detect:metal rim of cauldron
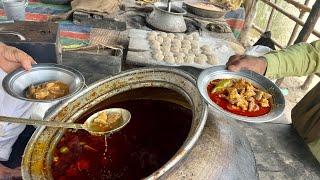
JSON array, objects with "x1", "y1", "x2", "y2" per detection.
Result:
[{"x1": 22, "y1": 67, "x2": 208, "y2": 179}]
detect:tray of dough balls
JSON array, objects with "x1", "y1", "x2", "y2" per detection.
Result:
[{"x1": 127, "y1": 29, "x2": 236, "y2": 69}]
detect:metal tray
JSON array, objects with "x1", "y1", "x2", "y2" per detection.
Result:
[
  {"x1": 184, "y1": 2, "x2": 228, "y2": 19},
  {"x1": 197, "y1": 65, "x2": 285, "y2": 123}
]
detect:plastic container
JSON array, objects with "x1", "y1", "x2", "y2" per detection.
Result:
[{"x1": 2, "y1": 0, "x2": 28, "y2": 21}]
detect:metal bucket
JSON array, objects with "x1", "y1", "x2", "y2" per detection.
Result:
[{"x1": 22, "y1": 67, "x2": 208, "y2": 179}]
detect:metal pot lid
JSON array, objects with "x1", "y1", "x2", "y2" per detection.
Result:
[
  {"x1": 2, "y1": 63, "x2": 85, "y2": 103},
  {"x1": 197, "y1": 65, "x2": 285, "y2": 123}
]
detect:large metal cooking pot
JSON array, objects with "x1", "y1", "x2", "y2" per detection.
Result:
[{"x1": 22, "y1": 67, "x2": 208, "y2": 179}]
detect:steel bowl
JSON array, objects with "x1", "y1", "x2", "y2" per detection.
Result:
[
  {"x1": 2, "y1": 63, "x2": 85, "y2": 103},
  {"x1": 197, "y1": 65, "x2": 285, "y2": 123},
  {"x1": 184, "y1": 1, "x2": 228, "y2": 19},
  {"x1": 2, "y1": 64, "x2": 85, "y2": 120}
]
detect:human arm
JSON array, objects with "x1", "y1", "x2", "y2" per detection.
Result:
[
  {"x1": 227, "y1": 40, "x2": 320, "y2": 78},
  {"x1": 0, "y1": 163, "x2": 21, "y2": 179},
  {"x1": 0, "y1": 43, "x2": 35, "y2": 179},
  {"x1": 0, "y1": 43, "x2": 36, "y2": 73}
]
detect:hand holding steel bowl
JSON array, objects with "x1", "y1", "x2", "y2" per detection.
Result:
[
  {"x1": 197, "y1": 65, "x2": 285, "y2": 123},
  {"x1": 2, "y1": 63, "x2": 85, "y2": 119},
  {"x1": 2, "y1": 63, "x2": 85, "y2": 102}
]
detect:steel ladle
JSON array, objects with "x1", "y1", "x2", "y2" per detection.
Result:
[{"x1": 0, "y1": 108, "x2": 131, "y2": 136}]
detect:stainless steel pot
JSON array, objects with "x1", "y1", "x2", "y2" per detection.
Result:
[
  {"x1": 22, "y1": 67, "x2": 208, "y2": 179},
  {"x1": 146, "y1": 2, "x2": 187, "y2": 33}
]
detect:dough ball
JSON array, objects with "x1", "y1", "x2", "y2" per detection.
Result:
[
  {"x1": 192, "y1": 33, "x2": 199, "y2": 41},
  {"x1": 149, "y1": 40, "x2": 160, "y2": 46},
  {"x1": 149, "y1": 31, "x2": 158, "y2": 37},
  {"x1": 185, "y1": 34, "x2": 193, "y2": 41},
  {"x1": 162, "y1": 41, "x2": 171, "y2": 47},
  {"x1": 159, "y1": 32, "x2": 167, "y2": 38},
  {"x1": 201, "y1": 45, "x2": 211, "y2": 52},
  {"x1": 180, "y1": 48, "x2": 189, "y2": 54},
  {"x1": 175, "y1": 56, "x2": 185, "y2": 64},
  {"x1": 151, "y1": 43, "x2": 161, "y2": 50},
  {"x1": 191, "y1": 40, "x2": 199, "y2": 49},
  {"x1": 163, "y1": 52, "x2": 174, "y2": 57},
  {"x1": 181, "y1": 39, "x2": 191, "y2": 46},
  {"x1": 171, "y1": 46, "x2": 180, "y2": 53},
  {"x1": 164, "y1": 54, "x2": 175, "y2": 64},
  {"x1": 172, "y1": 39, "x2": 181, "y2": 44},
  {"x1": 163, "y1": 37, "x2": 172, "y2": 43},
  {"x1": 174, "y1": 52, "x2": 185, "y2": 58},
  {"x1": 153, "y1": 52, "x2": 164, "y2": 61},
  {"x1": 207, "y1": 54, "x2": 218, "y2": 65},
  {"x1": 175, "y1": 34, "x2": 184, "y2": 41},
  {"x1": 152, "y1": 50, "x2": 162, "y2": 55},
  {"x1": 181, "y1": 43, "x2": 192, "y2": 50},
  {"x1": 161, "y1": 45, "x2": 171, "y2": 52},
  {"x1": 191, "y1": 48, "x2": 200, "y2": 54},
  {"x1": 171, "y1": 43, "x2": 181, "y2": 49},
  {"x1": 147, "y1": 34, "x2": 156, "y2": 41},
  {"x1": 167, "y1": 33, "x2": 175, "y2": 39},
  {"x1": 149, "y1": 39, "x2": 158, "y2": 44},
  {"x1": 156, "y1": 36, "x2": 164, "y2": 44},
  {"x1": 202, "y1": 50, "x2": 213, "y2": 56},
  {"x1": 184, "y1": 54, "x2": 195, "y2": 64},
  {"x1": 195, "y1": 54, "x2": 208, "y2": 65}
]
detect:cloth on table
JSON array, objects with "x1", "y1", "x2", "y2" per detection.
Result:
[
  {"x1": 68, "y1": 0, "x2": 121, "y2": 17},
  {"x1": 0, "y1": 69, "x2": 33, "y2": 162},
  {"x1": 0, "y1": 0, "x2": 90, "y2": 49},
  {"x1": 224, "y1": 8, "x2": 245, "y2": 39}
]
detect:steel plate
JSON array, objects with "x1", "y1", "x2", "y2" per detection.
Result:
[
  {"x1": 197, "y1": 65, "x2": 285, "y2": 123},
  {"x1": 184, "y1": 2, "x2": 228, "y2": 19},
  {"x1": 2, "y1": 63, "x2": 85, "y2": 103}
]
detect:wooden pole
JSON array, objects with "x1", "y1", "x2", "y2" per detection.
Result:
[
  {"x1": 283, "y1": 0, "x2": 311, "y2": 12},
  {"x1": 260, "y1": 0, "x2": 320, "y2": 38},
  {"x1": 239, "y1": 0, "x2": 258, "y2": 46},
  {"x1": 294, "y1": 0, "x2": 320, "y2": 43},
  {"x1": 278, "y1": 0, "x2": 310, "y2": 87},
  {"x1": 252, "y1": 24, "x2": 284, "y2": 48},
  {"x1": 287, "y1": 0, "x2": 310, "y2": 46},
  {"x1": 266, "y1": 0, "x2": 277, "y2": 31},
  {"x1": 296, "y1": 0, "x2": 320, "y2": 90}
]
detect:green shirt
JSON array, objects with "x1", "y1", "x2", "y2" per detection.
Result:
[
  {"x1": 264, "y1": 40, "x2": 320, "y2": 79},
  {"x1": 265, "y1": 40, "x2": 320, "y2": 162}
]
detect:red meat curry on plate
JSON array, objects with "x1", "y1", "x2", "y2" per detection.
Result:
[{"x1": 207, "y1": 79, "x2": 272, "y2": 117}]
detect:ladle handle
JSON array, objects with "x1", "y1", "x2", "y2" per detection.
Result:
[
  {"x1": 167, "y1": 0, "x2": 171, "y2": 12},
  {"x1": 0, "y1": 116, "x2": 83, "y2": 129}
]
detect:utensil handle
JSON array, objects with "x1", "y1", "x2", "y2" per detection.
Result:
[
  {"x1": 0, "y1": 31, "x2": 26, "y2": 41},
  {"x1": 0, "y1": 116, "x2": 83, "y2": 129}
]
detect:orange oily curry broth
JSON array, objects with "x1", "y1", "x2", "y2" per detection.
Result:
[
  {"x1": 26, "y1": 81, "x2": 69, "y2": 100},
  {"x1": 207, "y1": 79, "x2": 272, "y2": 117}
]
